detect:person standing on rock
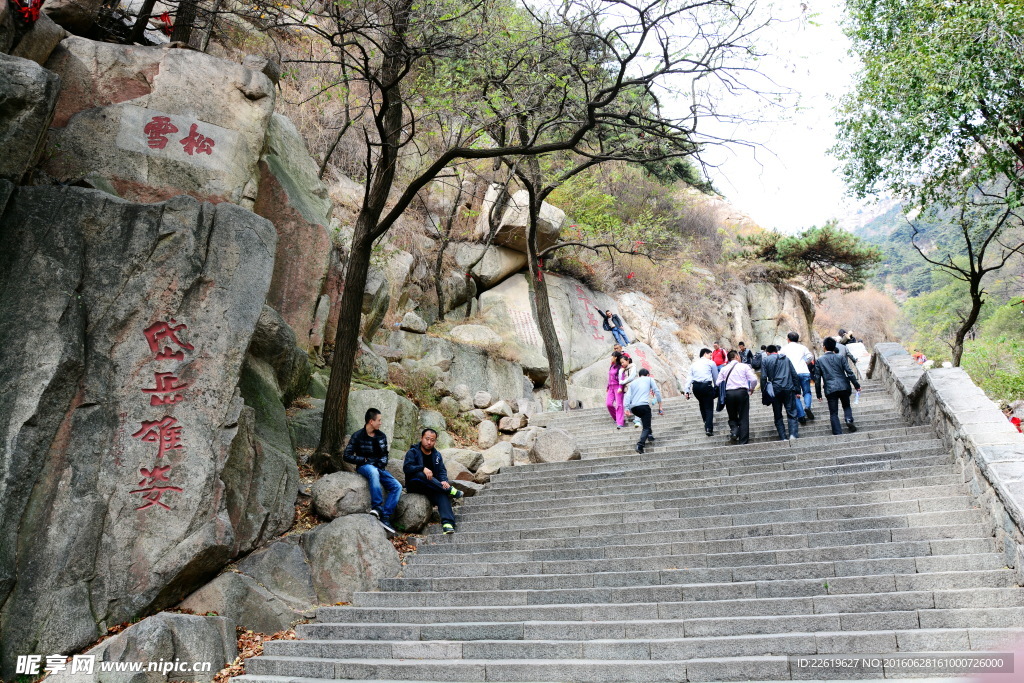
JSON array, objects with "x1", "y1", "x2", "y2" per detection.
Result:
[
  {"x1": 711, "y1": 342, "x2": 727, "y2": 367},
  {"x1": 716, "y1": 350, "x2": 758, "y2": 444},
  {"x1": 685, "y1": 348, "x2": 720, "y2": 436},
  {"x1": 344, "y1": 408, "x2": 401, "y2": 534},
  {"x1": 598, "y1": 308, "x2": 631, "y2": 346},
  {"x1": 624, "y1": 368, "x2": 663, "y2": 454},
  {"x1": 762, "y1": 345, "x2": 802, "y2": 441},
  {"x1": 606, "y1": 350, "x2": 626, "y2": 429},
  {"x1": 404, "y1": 429, "x2": 464, "y2": 535},
  {"x1": 814, "y1": 337, "x2": 862, "y2": 435}
]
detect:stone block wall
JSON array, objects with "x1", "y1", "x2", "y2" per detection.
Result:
[{"x1": 869, "y1": 342, "x2": 1024, "y2": 582}]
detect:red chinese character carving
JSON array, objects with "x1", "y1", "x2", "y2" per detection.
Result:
[
  {"x1": 142, "y1": 372, "x2": 189, "y2": 406},
  {"x1": 179, "y1": 124, "x2": 215, "y2": 156},
  {"x1": 143, "y1": 116, "x2": 179, "y2": 150},
  {"x1": 143, "y1": 318, "x2": 194, "y2": 361},
  {"x1": 131, "y1": 465, "x2": 183, "y2": 511},
  {"x1": 131, "y1": 416, "x2": 184, "y2": 459}
]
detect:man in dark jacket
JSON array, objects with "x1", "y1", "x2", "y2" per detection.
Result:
[
  {"x1": 404, "y1": 429, "x2": 464, "y2": 534},
  {"x1": 737, "y1": 341, "x2": 754, "y2": 365},
  {"x1": 762, "y1": 345, "x2": 802, "y2": 441},
  {"x1": 344, "y1": 407, "x2": 401, "y2": 534},
  {"x1": 597, "y1": 307, "x2": 630, "y2": 346},
  {"x1": 814, "y1": 337, "x2": 862, "y2": 435}
]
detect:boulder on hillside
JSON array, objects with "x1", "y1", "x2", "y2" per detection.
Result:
[
  {"x1": 394, "y1": 493, "x2": 433, "y2": 533},
  {"x1": 311, "y1": 471, "x2": 371, "y2": 520},
  {"x1": 473, "y1": 391, "x2": 493, "y2": 409},
  {"x1": 473, "y1": 189, "x2": 566, "y2": 254},
  {"x1": 0, "y1": 54, "x2": 60, "y2": 184},
  {"x1": 401, "y1": 311, "x2": 428, "y2": 333},
  {"x1": 10, "y1": 13, "x2": 66, "y2": 66},
  {"x1": 288, "y1": 399, "x2": 324, "y2": 450},
  {"x1": 464, "y1": 408, "x2": 488, "y2": 424},
  {"x1": 451, "y1": 480, "x2": 484, "y2": 497},
  {"x1": 486, "y1": 400, "x2": 514, "y2": 418},
  {"x1": 256, "y1": 114, "x2": 333, "y2": 350},
  {"x1": 444, "y1": 448, "x2": 484, "y2": 472},
  {"x1": 616, "y1": 291, "x2": 693, "y2": 392},
  {"x1": 179, "y1": 572, "x2": 304, "y2": 636},
  {"x1": 234, "y1": 535, "x2": 317, "y2": 610},
  {"x1": 249, "y1": 305, "x2": 312, "y2": 403},
  {"x1": 451, "y1": 324, "x2": 502, "y2": 346},
  {"x1": 419, "y1": 409, "x2": 447, "y2": 434},
  {"x1": 46, "y1": 613, "x2": 236, "y2": 683},
  {"x1": 453, "y1": 241, "x2": 527, "y2": 290},
  {"x1": 43, "y1": 38, "x2": 275, "y2": 206},
  {"x1": 530, "y1": 428, "x2": 580, "y2": 463},
  {"x1": 499, "y1": 413, "x2": 528, "y2": 433},
  {"x1": 475, "y1": 442, "x2": 514, "y2": 483},
  {"x1": 355, "y1": 341, "x2": 389, "y2": 383},
  {"x1": 0, "y1": 187, "x2": 276, "y2": 674},
  {"x1": 477, "y1": 420, "x2": 499, "y2": 449},
  {"x1": 300, "y1": 515, "x2": 400, "y2": 604},
  {"x1": 222, "y1": 404, "x2": 299, "y2": 557},
  {"x1": 479, "y1": 273, "x2": 627, "y2": 384},
  {"x1": 569, "y1": 341, "x2": 680, "y2": 410},
  {"x1": 42, "y1": 0, "x2": 102, "y2": 34},
  {"x1": 510, "y1": 426, "x2": 541, "y2": 450}
]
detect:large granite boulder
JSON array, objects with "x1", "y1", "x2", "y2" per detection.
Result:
[
  {"x1": 480, "y1": 273, "x2": 628, "y2": 383},
  {"x1": 179, "y1": 571, "x2": 304, "y2": 635},
  {"x1": 529, "y1": 428, "x2": 580, "y2": 463},
  {"x1": 42, "y1": 38, "x2": 275, "y2": 206},
  {"x1": 444, "y1": 448, "x2": 483, "y2": 472},
  {"x1": 473, "y1": 189, "x2": 566, "y2": 253},
  {"x1": 42, "y1": 0, "x2": 103, "y2": 34},
  {"x1": 617, "y1": 291, "x2": 693, "y2": 392},
  {"x1": 47, "y1": 612, "x2": 236, "y2": 683},
  {"x1": 475, "y1": 442, "x2": 514, "y2": 482},
  {"x1": 300, "y1": 515, "x2": 400, "y2": 603},
  {"x1": 453, "y1": 241, "x2": 527, "y2": 290},
  {"x1": 394, "y1": 493, "x2": 433, "y2": 533},
  {"x1": 568, "y1": 341, "x2": 680, "y2": 410},
  {"x1": 311, "y1": 471, "x2": 371, "y2": 520},
  {"x1": 249, "y1": 305, "x2": 311, "y2": 404},
  {"x1": 399, "y1": 335, "x2": 526, "y2": 405},
  {"x1": 477, "y1": 420, "x2": 499, "y2": 449},
  {"x1": 256, "y1": 114, "x2": 333, "y2": 350},
  {"x1": 0, "y1": 53, "x2": 60, "y2": 184},
  {"x1": 288, "y1": 399, "x2": 324, "y2": 450},
  {"x1": 9, "y1": 13, "x2": 66, "y2": 66},
  {"x1": 745, "y1": 282, "x2": 815, "y2": 347},
  {"x1": 450, "y1": 324, "x2": 502, "y2": 346},
  {"x1": 0, "y1": 186, "x2": 275, "y2": 676}
]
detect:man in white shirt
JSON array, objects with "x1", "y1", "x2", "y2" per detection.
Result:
[
  {"x1": 779, "y1": 332, "x2": 815, "y2": 422},
  {"x1": 685, "y1": 348, "x2": 720, "y2": 436}
]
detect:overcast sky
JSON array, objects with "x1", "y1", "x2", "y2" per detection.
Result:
[{"x1": 694, "y1": 0, "x2": 862, "y2": 233}]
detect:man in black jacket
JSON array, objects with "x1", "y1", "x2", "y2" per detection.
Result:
[
  {"x1": 762, "y1": 345, "x2": 803, "y2": 441},
  {"x1": 597, "y1": 307, "x2": 630, "y2": 346},
  {"x1": 814, "y1": 337, "x2": 862, "y2": 435},
  {"x1": 344, "y1": 407, "x2": 401, "y2": 534},
  {"x1": 404, "y1": 429, "x2": 464, "y2": 534}
]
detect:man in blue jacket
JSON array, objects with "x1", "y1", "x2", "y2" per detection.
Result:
[
  {"x1": 404, "y1": 429, "x2": 463, "y2": 534},
  {"x1": 344, "y1": 408, "x2": 401, "y2": 534}
]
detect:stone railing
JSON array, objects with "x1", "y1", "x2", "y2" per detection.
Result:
[{"x1": 868, "y1": 342, "x2": 1024, "y2": 580}]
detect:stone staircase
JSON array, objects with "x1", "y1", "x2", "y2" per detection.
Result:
[{"x1": 236, "y1": 380, "x2": 1024, "y2": 682}]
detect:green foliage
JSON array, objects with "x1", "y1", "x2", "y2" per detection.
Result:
[
  {"x1": 737, "y1": 221, "x2": 883, "y2": 294},
  {"x1": 835, "y1": 0, "x2": 1024, "y2": 202},
  {"x1": 641, "y1": 158, "x2": 717, "y2": 194},
  {"x1": 961, "y1": 337, "x2": 1024, "y2": 402}
]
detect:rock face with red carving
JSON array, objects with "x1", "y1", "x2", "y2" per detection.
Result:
[
  {"x1": 41, "y1": 37, "x2": 275, "y2": 205},
  {"x1": 0, "y1": 184, "x2": 278, "y2": 677}
]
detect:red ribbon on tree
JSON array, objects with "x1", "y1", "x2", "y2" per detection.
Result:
[{"x1": 11, "y1": 0, "x2": 44, "y2": 24}]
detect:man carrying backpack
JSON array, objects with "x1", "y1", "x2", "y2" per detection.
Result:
[{"x1": 761, "y1": 345, "x2": 803, "y2": 441}]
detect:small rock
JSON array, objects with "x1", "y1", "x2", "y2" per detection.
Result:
[
  {"x1": 475, "y1": 442, "x2": 514, "y2": 483},
  {"x1": 444, "y1": 448, "x2": 484, "y2": 472},
  {"x1": 529, "y1": 427, "x2": 580, "y2": 463},
  {"x1": 432, "y1": 380, "x2": 452, "y2": 397},
  {"x1": 510, "y1": 426, "x2": 541, "y2": 449},
  {"x1": 400, "y1": 311, "x2": 428, "y2": 333},
  {"x1": 485, "y1": 400, "x2": 514, "y2": 417},
  {"x1": 512, "y1": 447, "x2": 530, "y2": 466},
  {"x1": 394, "y1": 493, "x2": 432, "y2": 533},
  {"x1": 452, "y1": 384, "x2": 471, "y2": 400},
  {"x1": 419, "y1": 409, "x2": 447, "y2": 434},
  {"x1": 498, "y1": 413, "x2": 528, "y2": 433},
  {"x1": 473, "y1": 391, "x2": 493, "y2": 409},
  {"x1": 374, "y1": 345, "x2": 405, "y2": 362},
  {"x1": 463, "y1": 409, "x2": 488, "y2": 424},
  {"x1": 477, "y1": 420, "x2": 499, "y2": 449},
  {"x1": 311, "y1": 472, "x2": 371, "y2": 520},
  {"x1": 438, "y1": 395, "x2": 460, "y2": 415}
]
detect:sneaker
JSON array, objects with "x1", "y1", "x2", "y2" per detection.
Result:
[
  {"x1": 442, "y1": 523, "x2": 455, "y2": 535},
  {"x1": 449, "y1": 486, "x2": 464, "y2": 499},
  {"x1": 805, "y1": 407, "x2": 815, "y2": 420},
  {"x1": 634, "y1": 422, "x2": 640, "y2": 429},
  {"x1": 616, "y1": 425, "x2": 622, "y2": 430},
  {"x1": 378, "y1": 517, "x2": 397, "y2": 534},
  {"x1": 635, "y1": 444, "x2": 644, "y2": 454},
  {"x1": 706, "y1": 430, "x2": 713, "y2": 437},
  {"x1": 368, "y1": 509, "x2": 381, "y2": 520},
  {"x1": 789, "y1": 435, "x2": 798, "y2": 442},
  {"x1": 730, "y1": 435, "x2": 739, "y2": 444},
  {"x1": 647, "y1": 435, "x2": 656, "y2": 442},
  {"x1": 846, "y1": 421, "x2": 857, "y2": 433},
  {"x1": 798, "y1": 417, "x2": 807, "y2": 426}
]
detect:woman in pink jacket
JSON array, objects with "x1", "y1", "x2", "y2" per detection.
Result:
[{"x1": 606, "y1": 351, "x2": 625, "y2": 428}]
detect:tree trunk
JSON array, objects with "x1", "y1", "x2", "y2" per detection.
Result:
[
  {"x1": 433, "y1": 239, "x2": 447, "y2": 322},
  {"x1": 951, "y1": 283, "x2": 984, "y2": 367},
  {"x1": 128, "y1": 0, "x2": 159, "y2": 43},
  {"x1": 170, "y1": 0, "x2": 198, "y2": 44},
  {"x1": 526, "y1": 196, "x2": 568, "y2": 400}
]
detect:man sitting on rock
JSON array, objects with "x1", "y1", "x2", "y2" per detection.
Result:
[
  {"x1": 344, "y1": 407, "x2": 401, "y2": 535},
  {"x1": 404, "y1": 429, "x2": 463, "y2": 535}
]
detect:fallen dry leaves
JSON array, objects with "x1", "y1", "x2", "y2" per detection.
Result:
[{"x1": 213, "y1": 627, "x2": 297, "y2": 683}]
